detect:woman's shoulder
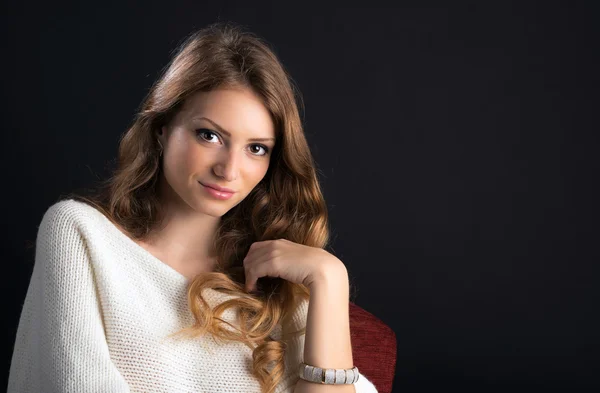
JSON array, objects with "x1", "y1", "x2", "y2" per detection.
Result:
[{"x1": 38, "y1": 198, "x2": 105, "y2": 238}]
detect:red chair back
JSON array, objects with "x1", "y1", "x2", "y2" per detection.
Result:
[{"x1": 349, "y1": 302, "x2": 397, "y2": 393}]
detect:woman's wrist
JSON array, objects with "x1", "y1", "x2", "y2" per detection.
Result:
[{"x1": 307, "y1": 256, "x2": 349, "y2": 291}]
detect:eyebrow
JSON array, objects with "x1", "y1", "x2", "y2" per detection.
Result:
[{"x1": 193, "y1": 116, "x2": 276, "y2": 143}]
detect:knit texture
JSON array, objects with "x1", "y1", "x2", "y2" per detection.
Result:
[{"x1": 8, "y1": 199, "x2": 378, "y2": 393}]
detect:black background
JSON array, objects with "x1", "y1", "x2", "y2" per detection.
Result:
[{"x1": 2, "y1": 1, "x2": 598, "y2": 392}]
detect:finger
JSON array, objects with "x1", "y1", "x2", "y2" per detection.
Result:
[
  {"x1": 244, "y1": 257, "x2": 260, "y2": 292},
  {"x1": 247, "y1": 239, "x2": 279, "y2": 255},
  {"x1": 243, "y1": 250, "x2": 267, "y2": 292},
  {"x1": 244, "y1": 247, "x2": 278, "y2": 267},
  {"x1": 245, "y1": 256, "x2": 279, "y2": 292},
  {"x1": 243, "y1": 241, "x2": 276, "y2": 266},
  {"x1": 245, "y1": 265, "x2": 262, "y2": 292},
  {"x1": 245, "y1": 275, "x2": 255, "y2": 293}
]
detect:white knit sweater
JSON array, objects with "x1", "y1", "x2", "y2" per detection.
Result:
[{"x1": 8, "y1": 199, "x2": 378, "y2": 393}]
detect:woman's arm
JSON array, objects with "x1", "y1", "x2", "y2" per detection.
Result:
[
  {"x1": 7, "y1": 204, "x2": 130, "y2": 393},
  {"x1": 293, "y1": 263, "x2": 378, "y2": 393}
]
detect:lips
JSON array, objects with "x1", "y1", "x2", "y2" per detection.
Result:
[
  {"x1": 198, "y1": 182, "x2": 237, "y2": 201},
  {"x1": 199, "y1": 182, "x2": 236, "y2": 193}
]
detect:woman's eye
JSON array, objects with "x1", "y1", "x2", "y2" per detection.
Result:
[
  {"x1": 196, "y1": 128, "x2": 270, "y2": 157},
  {"x1": 250, "y1": 144, "x2": 270, "y2": 156},
  {"x1": 196, "y1": 129, "x2": 219, "y2": 143}
]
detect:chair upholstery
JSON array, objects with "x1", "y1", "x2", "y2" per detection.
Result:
[{"x1": 349, "y1": 302, "x2": 397, "y2": 393}]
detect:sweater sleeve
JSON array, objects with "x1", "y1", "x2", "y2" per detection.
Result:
[
  {"x1": 7, "y1": 202, "x2": 130, "y2": 393},
  {"x1": 274, "y1": 298, "x2": 379, "y2": 393}
]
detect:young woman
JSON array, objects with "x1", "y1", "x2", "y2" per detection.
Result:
[{"x1": 8, "y1": 23, "x2": 378, "y2": 393}]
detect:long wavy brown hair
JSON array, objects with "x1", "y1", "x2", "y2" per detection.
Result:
[{"x1": 61, "y1": 22, "x2": 330, "y2": 393}]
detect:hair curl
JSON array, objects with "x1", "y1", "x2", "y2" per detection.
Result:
[{"x1": 61, "y1": 22, "x2": 330, "y2": 393}]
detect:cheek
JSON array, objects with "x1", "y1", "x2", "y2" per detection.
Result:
[
  {"x1": 182, "y1": 144, "x2": 211, "y2": 170},
  {"x1": 246, "y1": 161, "x2": 270, "y2": 186}
]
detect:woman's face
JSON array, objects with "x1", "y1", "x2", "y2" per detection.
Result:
[{"x1": 158, "y1": 87, "x2": 276, "y2": 217}]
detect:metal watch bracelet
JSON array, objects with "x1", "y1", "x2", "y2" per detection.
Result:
[{"x1": 298, "y1": 362, "x2": 360, "y2": 384}]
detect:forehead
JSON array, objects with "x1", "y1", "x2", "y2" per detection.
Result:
[{"x1": 178, "y1": 88, "x2": 276, "y2": 137}]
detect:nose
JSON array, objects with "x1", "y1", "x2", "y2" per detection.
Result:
[{"x1": 212, "y1": 148, "x2": 240, "y2": 181}]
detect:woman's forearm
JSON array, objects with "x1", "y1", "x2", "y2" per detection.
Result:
[{"x1": 293, "y1": 262, "x2": 355, "y2": 393}]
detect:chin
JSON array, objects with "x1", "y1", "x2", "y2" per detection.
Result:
[
  {"x1": 198, "y1": 206, "x2": 229, "y2": 217},
  {"x1": 198, "y1": 200, "x2": 237, "y2": 216}
]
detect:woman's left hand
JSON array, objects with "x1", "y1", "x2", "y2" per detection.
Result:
[{"x1": 242, "y1": 239, "x2": 346, "y2": 292}]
